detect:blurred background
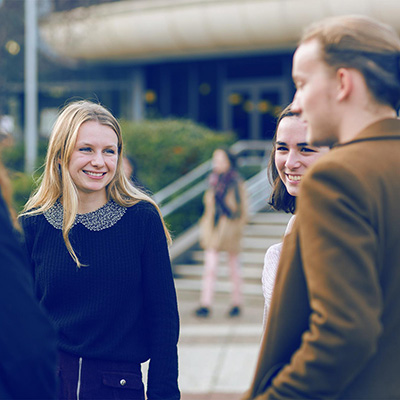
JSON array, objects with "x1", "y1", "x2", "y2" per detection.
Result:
[
  {"x1": 2, "y1": 0, "x2": 398, "y2": 226},
  {"x1": 1, "y1": 0, "x2": 399, "y2": 199},
  {"x1": 1, "y1": 1, "x2": 399, "y2": 398}
]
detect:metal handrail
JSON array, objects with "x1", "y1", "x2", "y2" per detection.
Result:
[
  {"x1": 154, "y1": 140, "x2": 272, "y2": 218},
  {"x1": 158, "y1": 180, "x2": 209, "y2": 217},
  {"x1": 168, "y1": 167, "x2": 272, "y2": 261},
  {"x1": 153, "y1": 160, "x2": 212, "y2": 205},
  {"x1": 246, "y1": 167, "x2": 271, "y2": 215},
  {"x1": 151, "y1": 140, "x2": 274, "y2": 261}
]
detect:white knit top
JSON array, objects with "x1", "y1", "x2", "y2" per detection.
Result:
[{"x1": 262, "y1": 215, "x2": 296, "y2": 329}]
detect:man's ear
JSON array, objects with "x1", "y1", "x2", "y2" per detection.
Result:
[
  {"x1": 336, "y1": 68, "x2": 352, "y2": 102},
  {"x1": 336, "y1": 68, "x2": 353, "y2": 101}
]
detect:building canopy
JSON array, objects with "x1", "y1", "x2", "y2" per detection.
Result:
[{"x1": 39, "y1": 0, "x2": 400, "y2": 62}]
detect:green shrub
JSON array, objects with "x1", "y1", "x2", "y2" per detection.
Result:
[
  {"x1": 2, "y1": 140, "x2": 48, "y2": 173},
  {"x1": 4, "y1": 119, "x2": 236, "y2": 226},
  {"x1": 121, "y1": 119, "x2": 235, "y2": 193},
  {"x1": 9, "y1": 171, "x2": 38, "y2": 212},
  {"x1": 165, "y1": 194, "x2": 205, "y2": 238},
  {"x1": 1, "y1": 139, "x2": 46, "y2": 212},
  {"x1": 164, "y1": 165, "x2": 259, "y2": 238},
  {"x1": 122, "y1": 118, "x2": 237, "y2": 237}
]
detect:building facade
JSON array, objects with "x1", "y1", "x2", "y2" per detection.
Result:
[{"x1": 16, "y1": 0, "x2": 400, "y2": 139}]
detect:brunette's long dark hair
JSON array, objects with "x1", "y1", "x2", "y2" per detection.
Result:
[{"x1": 268, "y1": 104, "x2": 297, "y2": 214}]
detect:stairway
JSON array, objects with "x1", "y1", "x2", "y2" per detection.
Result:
[{"x1": 172, "y1": 211, "x2": 292, "y2": 297}]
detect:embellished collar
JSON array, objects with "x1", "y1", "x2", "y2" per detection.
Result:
[{"x1": 44, "y1": 199, "x2": 127, "y2": 231}]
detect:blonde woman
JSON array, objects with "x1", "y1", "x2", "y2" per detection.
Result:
[{"x1": 20, "y1": 100, "x2": 180, "y2": 400}]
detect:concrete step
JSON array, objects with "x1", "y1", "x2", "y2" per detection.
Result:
[
  {"x1": 249, "y1": 212, "x2": 292, "y2": 224},
  {"x1": 191, "y1": 236, "x2": 282, "y2": 251},
  {"x1": 172, "y1": 212, "x2": 289, "y2": 296},
  {"x1": 174, "y1": 277, "x2": 263, "y2": 296},
  {"x1": 190, "y1": 250, "x2": 267, "y2": 266},
  {"x1": 244, "y1": 224, "x2": 287, "y2": 238},
  {"x1": 242, "y1": 236, "x2": 281, "y2": 250},
  {"x1": 175, "y1": 264, "x2": 263, "y2": 280}
]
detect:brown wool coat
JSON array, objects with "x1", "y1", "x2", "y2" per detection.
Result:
[
  {"x1": 199, "y1": 179, "x2": 247, "y2": 253},
  {"x1": 244, "y1": 119, "x2": 400, "y2": 399}
]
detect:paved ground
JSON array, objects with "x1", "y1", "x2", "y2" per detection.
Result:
[
  {"x1": 175, "y1": 288, "x2": 264, "y2": 400},
  {"x1": 142, "y1": 287, "x2": 264, "y2": 399},
  {"x1": 141, "y1": 280, "x2": 265, "y2": 399}
]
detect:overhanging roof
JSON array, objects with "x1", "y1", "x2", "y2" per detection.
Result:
[{"x1": 39, "y1": 0, "x2": 400, "y2": 62}]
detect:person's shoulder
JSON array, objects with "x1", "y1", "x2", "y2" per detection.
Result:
[
  {"x1": 127, "y1": 199, "x2": 157, "y2": 211},
  {"x1": 126, "y1": 200, "x2": 160, "y2": 219},
  {"x1": 237, "y1": 176, "x2": 246, "y2": 186},
  {"x1": 0, "y1": 193, "x2": 16, "y2": 237},
  {"x1": 124, "y1": 201, "x2": 165, "y2": 233},
  {"x1": 234, "y1": 171, "x2": 244, "y2": 182},
  {"x1": 264, "y1": 242, "x2": 283, "y2": 262},
  {"x1": 305, "y1": 149, "x2": 350, "y2": 179},
  {"x1": 301, "y1": 146, "x2": 372, "y2": 204},
  {"x1": 19, "y1": 211, "x2": 43, "y2": 229},
  {"x1": 307, "y1": 140, "x2": 379, "y2": 182}
]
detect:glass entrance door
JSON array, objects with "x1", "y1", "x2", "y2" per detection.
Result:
[{"x1": 222, "y1": 80, "x2": 291, "y2": 140}]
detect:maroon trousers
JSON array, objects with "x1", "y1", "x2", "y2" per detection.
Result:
[{"x1": 57, "y1": 351, "x2": 145, "y2": 400}]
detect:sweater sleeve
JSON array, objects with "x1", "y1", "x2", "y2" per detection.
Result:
[
  {"x1": 140, "y1": 204, "x2": 180, "y2": 400},
  {"x1": 0, "y1": 195, "x2": 57, "y2": 399},
  {"x1": 18, "y1": 214, "x2": 36, "y2": 278},
  {"x1": 262, "y1": 243, "x2": 282, "y2": 330},
  {"x1": 262, "y1": 215, "x2": 295, "y2": 330}
]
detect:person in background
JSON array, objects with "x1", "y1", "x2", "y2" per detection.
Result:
[
  {"x1": 195, "y1": 147, "x2": 247, "y2": 318},
  {"x1": 244, "y1": 14, "x2": 400, "y2": 399},
  {"x1": 0, "y1": 133, "x2": 57, "y2": 399},
  {"x1": 122, "y1": 154, "x2": 148, "y2": 193},
  {"x1": 19, "y1": 100, "x2": 180, "y2": 400},
  {"x1": 262, "y1": 105, "x2": 328, "y2": 328}
]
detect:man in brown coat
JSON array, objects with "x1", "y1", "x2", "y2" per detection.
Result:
[{"x1": 244, "y1": 15, "x2": 400, "y2": 399}]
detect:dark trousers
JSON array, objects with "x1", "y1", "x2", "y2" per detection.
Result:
[{"x1": 57, "y1": 351, "x2": 145, "y2": 400}]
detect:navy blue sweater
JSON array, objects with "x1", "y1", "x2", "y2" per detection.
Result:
[{"x1": 20, "y1": 200, "x2": 180, "y2": 400}]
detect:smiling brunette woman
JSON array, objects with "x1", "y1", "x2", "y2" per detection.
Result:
[
  {"x1": 262, "y1": 104, "x2": 329, "y2": 328},
  {"x1": 19, "y1": 100, "x2": 180, "y2": 400}
]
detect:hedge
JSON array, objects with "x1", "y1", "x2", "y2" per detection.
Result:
[
  {"x1": 3, "y1": 119, "x2": 236, "y2": 232},
  {"x1": 121, "y1": 118, "x2": 235, "y2": 193}
]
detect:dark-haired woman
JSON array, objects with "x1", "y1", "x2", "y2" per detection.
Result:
[{"x1": 262, "y1": 106, "x2": 328, "y2": 327}]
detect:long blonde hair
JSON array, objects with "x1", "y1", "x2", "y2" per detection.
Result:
[{"x1": 21, "y1": 100, "x2": 171, "y2": 267}]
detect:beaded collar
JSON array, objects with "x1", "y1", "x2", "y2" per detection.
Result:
[{"x1": 44, "y1": 199, "x2": 127, "y2": 231}]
